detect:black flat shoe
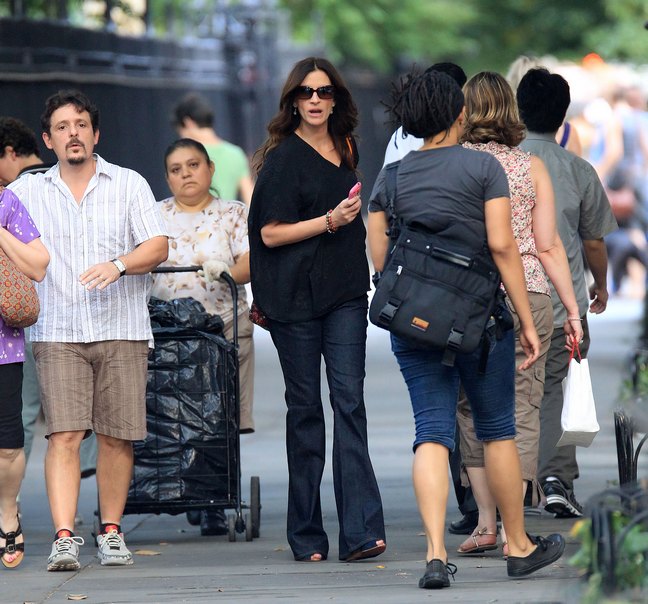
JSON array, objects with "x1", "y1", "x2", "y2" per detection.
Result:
[
  {"x1": 418, "y1": 559, "x2": 457, "y2": 589},
  {"x1": 448, "y1": 511, "x2": 479, "y2": 535},
  {"x1": 507, "y1": 533, "x2": 565, "y2": 577}
]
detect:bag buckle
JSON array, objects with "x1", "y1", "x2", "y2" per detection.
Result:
[
  {"x1": 378, "y1": 301, "x2": 400, "y2": 325},
  {"x1": 442, "y1": 328, "x2": 464, "y2": 367},
  {"x1": 446, "y1": 328, "x2": 464, "y2": 350}
]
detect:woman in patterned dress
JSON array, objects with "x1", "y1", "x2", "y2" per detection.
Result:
[
  {"x1": 456, "y1": 72, "x2": 582, "y2": 555},
  {"x1": 151, "y1": 138, "x2": 254, "y2": 535}
]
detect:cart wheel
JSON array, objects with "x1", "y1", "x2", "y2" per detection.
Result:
[
  {"x1": 250, "y1": 476, "x2": 261, "y2": 538},
  {"x1": 227, "y1": 513, "x2": 236, "y2": 542},
  {"x1": 244, "y1": 512, "x2": 253, "y2": 542}
]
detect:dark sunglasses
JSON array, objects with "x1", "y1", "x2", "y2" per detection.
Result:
[{"x1": 294, "y1": 85, "x2": 335, "y2": 100}]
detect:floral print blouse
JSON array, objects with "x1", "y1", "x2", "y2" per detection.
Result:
[
  {"x1": 463, "y1": 141, "x2": 550, "y2": 296},
  {"x1": 150, "y1": 196, "x2": 249, "y2": 324}
]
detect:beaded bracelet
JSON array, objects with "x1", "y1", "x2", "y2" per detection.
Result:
[
  {"x1": 567, "y1": 317, "x2": 582, "y2": 321},
  {"x1": 326, "y1": 210, "x2": 338, "y2": 234}
]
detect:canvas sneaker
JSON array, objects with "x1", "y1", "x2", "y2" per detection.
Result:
[
  {"x1": 542, "y1": 476, "x2": 583, "y2": 518},
  {"x1": 418, "y1": 559, "x2": 458, "y2": 589},
  {"x1": 507, "y1": 533, "x2": 566, "y2": 577},
  {"x1": 96, "y1": 527, "x2": 133, "y2": 566},
  {"x1": 47, "y1": 532, "x2": 85, "y2": 571}
]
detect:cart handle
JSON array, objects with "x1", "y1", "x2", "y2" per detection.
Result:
[
  {"x1": 152, "y1": 266, "x2": 202, "y2": 273},
  {"x1": 151, "y1": 266, "x2": 239, "y2": 344}
]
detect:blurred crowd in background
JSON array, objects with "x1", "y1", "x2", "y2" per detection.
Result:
[{"x1": 533, "y1": 54, "x2": 648, "y2": 299}]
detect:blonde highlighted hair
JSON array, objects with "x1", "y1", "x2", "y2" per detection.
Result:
[
  {"x1": 506, "y1": 55, "x2": 543, "y2": 92},
  {"x1": 461, "y1": 71, "x2": 525, "y2": 148}
]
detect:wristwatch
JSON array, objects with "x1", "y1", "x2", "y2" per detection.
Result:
[{"x1": 111, "y1": 258, "x2": 127, "y2": 277}]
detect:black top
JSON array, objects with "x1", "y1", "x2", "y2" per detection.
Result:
[{"x1": 248, "y1": 133, "x2": 369, "y2": 322}]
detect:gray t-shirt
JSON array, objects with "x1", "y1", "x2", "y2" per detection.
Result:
[
  {"x1": 370, "y1": 145, "x2": 510, "y2": 257},
  {"x1": 520, "y1": 132, "x2": 617, "y2": 326}
]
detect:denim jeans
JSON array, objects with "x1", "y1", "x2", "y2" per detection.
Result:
[
  {"x1": 269, "y1": 295, "x2": 385, "y2": 560},
  {"x1": 391, "y1": 329, "x2": 516, "y2": 452}
]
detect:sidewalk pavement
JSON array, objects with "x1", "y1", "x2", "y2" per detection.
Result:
[{"x1": 2, "y1": 297, "x2": 641, "y2": 604}]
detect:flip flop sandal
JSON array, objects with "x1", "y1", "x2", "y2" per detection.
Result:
[
  {"x1": 343, "y1": 539, "x2": 386, "y2": 562},
  {"x1": 0, "y1": 517, "x2": 25, "y2": 569},
  {"x1": 457, "y1": 527, "x2": 498, "y2": 554}
]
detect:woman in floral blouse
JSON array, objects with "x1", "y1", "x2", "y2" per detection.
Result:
[
  {"x1": 456, "y1": 72, "x2": 582, "y2": 556},
  {"x1": 151, "y1": 138, "x2": 254, "y2": 535}
]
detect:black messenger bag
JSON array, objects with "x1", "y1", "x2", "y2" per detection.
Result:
[{"x1": 369, "y1": 161, "x2": 503, "y2": 367}]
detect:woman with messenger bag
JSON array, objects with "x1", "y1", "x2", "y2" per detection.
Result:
[{"x1": 367, "y1": 70, "x2": 565, "y2": 590}]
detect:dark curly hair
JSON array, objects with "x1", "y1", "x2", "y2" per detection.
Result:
[
  {"x1": 0, "y1": 117, "x2": 40, "y2": 159},
  {"x1": 252, "y1": 57, "x2": 358, "y2": 174},
  {"x1": 41, "y1": 89, "x2": 99, "y2": 134},
  {"x1": 388, "y1": 70, "x2": 464, "y2": 141},
  {"x1": 461, "y1": 71, "x2": 525, "y2": 147}
]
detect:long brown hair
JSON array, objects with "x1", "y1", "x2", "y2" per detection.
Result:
[
  {"x1": 252, "y1": 57, "x2": 358, "y2": 174},
  {"x1": 461, "y1": 71, "x2": 525, "y2": 147}
]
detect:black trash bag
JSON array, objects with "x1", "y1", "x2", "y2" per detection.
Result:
[
  {"x1": 128, "y1": 297, "x2": 237, "y2": 508},
  {"x1": 148, "y1": 296, "x2": 224, "y2": 334}
]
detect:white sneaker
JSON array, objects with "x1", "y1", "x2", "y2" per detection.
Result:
[
  {"x1": 47, "y1": 534, "x2": 85, "y2": 571},
  {"x1": 96, "y1": 529, "x2": 133, "y2": 566}
]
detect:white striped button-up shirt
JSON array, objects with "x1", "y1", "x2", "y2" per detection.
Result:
[{"x1": 9, "y1": 155, "x2": 167, "y2": 343}]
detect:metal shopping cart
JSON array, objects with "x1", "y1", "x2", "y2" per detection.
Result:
[{"x1": 94, "y1": 267, "x2": 260, "y2": 542}]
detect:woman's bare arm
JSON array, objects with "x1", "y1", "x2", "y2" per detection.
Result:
[{"x1": 485, "y1": 196, "x2": 539, "y2": 369}]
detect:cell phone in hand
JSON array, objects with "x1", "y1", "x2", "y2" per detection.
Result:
[{"x1": 348, "y1": 182, "x2": 362, "y2": 199}]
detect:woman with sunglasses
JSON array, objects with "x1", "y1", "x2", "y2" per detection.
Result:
[{"x1": 248, "y1": 57, "x2": 385, "y2": 563}]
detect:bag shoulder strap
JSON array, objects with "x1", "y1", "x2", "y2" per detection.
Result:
[
  {"x1": 384, "y1": 160, "x2": 400, "y2": 223},
  {"x1": 559, "y1": 122, "x2": 571, "y2": 148}
]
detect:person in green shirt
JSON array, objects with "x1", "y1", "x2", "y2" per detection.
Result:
[{"x1": 172, "y1": 93, "x2": 254, "y2": 205}]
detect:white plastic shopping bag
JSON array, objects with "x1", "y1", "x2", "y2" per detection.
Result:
[{"x1": 557, "y1": 341, "x2": 600, "y2": 447}]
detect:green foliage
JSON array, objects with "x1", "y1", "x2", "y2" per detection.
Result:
[
  {"x1": 278, "y1": 0, "x2": 648, "y2": 74},
  {"x1": 280, "y1": 0, "x2": 476, "y2": 73},
  {"x1": 461, "y1": 0, "x2": 608, "y2": 71},
  {"x1": 585, "y1": 0, "x2": 648, "y2": 62},
  {"x1": 0, "y1": 0, "x2": 83, "y2": 19},
  {"x1": 570, "y1": 511, "x2": 648, "y2": 602},
  {"x1": 5, "y1": 1, "x2": 647, "y2": 74}
]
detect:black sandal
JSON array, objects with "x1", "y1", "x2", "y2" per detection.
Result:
[{"x1": 0, "y1": 517, "x2": 25, "y2": 568}]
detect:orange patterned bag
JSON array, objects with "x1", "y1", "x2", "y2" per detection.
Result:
[{"x1": 0, "y1": 250, "x2": 40, "y2": 328}]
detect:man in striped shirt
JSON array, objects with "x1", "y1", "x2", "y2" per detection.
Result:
[
  {"x1": 0, "y1": 115, "x2": 97, "y2": 500},
  {"x1": 9, "y1": 90, "x2": 168, "y2": 571}
]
